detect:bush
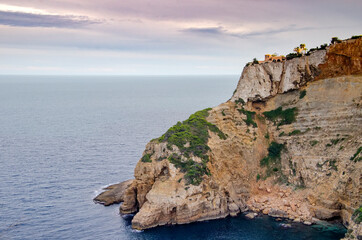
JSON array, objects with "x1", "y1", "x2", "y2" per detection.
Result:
[
  {"x1": 268, "y1": 142, "x2": 284, "y2": 159},
  {"x1": 286, "y1": 53, "x2": 302, "y2": 60},
  {"x1": 319, "y1": 44, "x2": 328, "y2": 50},
  {"x1": 252, "y1": 58, "x2": 259, "y2": 64},
  {"x1": 352, "y1": 206, "x2": 362, "y2": 224},
  {"x1": 351, "y1": 35, "x2": 362, "y2": 40},
  {"x1": 265, "y1": 132, "x2": 270, "y2": 139},
  {"x1": 168, "y1": 153, "x2": 210, "y2": 185},
  {"x1": 256, "y1": 174, "x2": 261, "y2": 181},
  {"x1": 326, "y1": 138, "x2": 345, "y2": 147},
  {"x1": 331, "y1": 37, "x2": 342, "y2": 44},
  {"x1": 328, "y1": 159, "x2": 338, "y2": 171},
  {"x1": 141, "y1": 153, "x2": 152, "y2": 162},
  {"x1": 260, "y1": 142, "x2": 285, "y2": 179},
  {"x1": 234, "y1": 98, "x2": 245, "y2": 105},
  {"x1": 350, "y1": 147, "x2": 362, "y2": 162},
  {"x1": 310, "y1": 140, "x2": 319, "y2": 146},
  {"x1": 299, "y1": 90, "x2": 307, "y2": 99},
  {"x1": 238, "y1": 108, "x2": 257, "y2": 127},
  {"x1": 263, "y1": 107, "x2": 297, "y2": 126},
  {"x1": 288, "y1": 130, "x2": 301, "y2": 136}
]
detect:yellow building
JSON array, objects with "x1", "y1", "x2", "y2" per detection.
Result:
[{"x1": 259, "y1": 54, "x2": 286, "y2": 63}]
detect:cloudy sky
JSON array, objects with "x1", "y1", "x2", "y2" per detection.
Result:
[{"x1": 0, "y1": 0, "x2": 361, "y2": 75}]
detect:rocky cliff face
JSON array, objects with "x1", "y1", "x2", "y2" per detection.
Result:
[{"x1": 96, "y1": 38, "x2": 362, "y2": 239}]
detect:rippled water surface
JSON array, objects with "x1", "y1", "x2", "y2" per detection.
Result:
[{"x1": 0, "y1": 75, "x2": 346, "y2": 239}]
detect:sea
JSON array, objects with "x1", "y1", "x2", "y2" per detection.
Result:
[{"x1": 0, "y1": 75, "x2": 346, "y2": 240}]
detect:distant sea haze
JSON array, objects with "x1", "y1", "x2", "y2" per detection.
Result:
[{"x1": 0, "y1": 75, "x2": 346, "y2": 239}]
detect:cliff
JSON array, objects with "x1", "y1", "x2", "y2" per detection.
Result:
[{"x1": 95, "y1": 38, "x2": 362, "y2": 239}]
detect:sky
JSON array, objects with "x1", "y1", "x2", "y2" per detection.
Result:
[{"x1": 0, "y1": 0, "x2": 361, "y2": 75}]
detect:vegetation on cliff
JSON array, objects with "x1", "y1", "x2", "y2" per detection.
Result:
[
  {"x1": 237, "y1": 108, "x2": 257, "y2": 127},
  {"x1": 263, "y1": 107, "x2": 297, "y2": 126},
  {"x1": 168, "y1": 153, "x2": 210, "y2": 186},
  {"x1": 352, "y1": 205, "x2": 362, "y2": 224},
  {"x1": 350, "y1": 147, "x2": 362, "y2": 162},
  {"x1": 158, "y1": 108, "x2": 226, "y2": 185},
  {"x1": 299, "y1": 89, "x2": 307, "y2": 99},
  {"x1": 260, "y1": 142, "x2": 285, "y2": 178},
  {"x1": 141, "y1": 153, "x2": 152, "y2": 162}
]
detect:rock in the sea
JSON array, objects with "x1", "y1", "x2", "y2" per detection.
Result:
[
  {"x1": 280, "y1": 223, "x2": 292, "y2": 228},
  {"x1": 93, "y1": 179, "x2": 133, "y2": 206},
  {"x1": 245, "y1": 212, "x2": 258, "y2": 219}
]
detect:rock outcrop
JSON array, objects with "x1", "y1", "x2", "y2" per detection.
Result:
[
  {"x1": 94, "y1": 179, "x2": 133, "y2": 206},
  {"x1": 95, "y1": 37, "x2": 362, "y2": 239}
]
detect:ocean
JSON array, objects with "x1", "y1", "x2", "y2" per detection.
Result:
[{"x1": 0, "y1": 75, "x2": 346, "y2": 239}]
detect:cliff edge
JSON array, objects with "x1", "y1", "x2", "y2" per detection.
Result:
[{"x1": 96, "y1": 37, "x2": 362, "y2": 239}]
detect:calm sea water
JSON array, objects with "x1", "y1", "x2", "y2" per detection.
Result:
[{"x1": 0, "y1": 75, "x2": 346, "y2": 240}]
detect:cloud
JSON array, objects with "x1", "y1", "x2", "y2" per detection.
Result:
[
  {"x1": 0, "y1": 11, "x2": 100, "y2": 28},
  {"x1": 182, "y1": 25, "x2": 316, "y2": 39},
  {"x1": 182, "y1": 27, "x2": 224, "y2": 35}
]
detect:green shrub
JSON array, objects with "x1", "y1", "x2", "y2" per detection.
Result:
[
  {"x1": 268, "y1": 142, "x2": 284, "y2": 159},
  {"x1": 319, "y1": 44, "x2": 328, "y2": 50},
  {"x1": 350, "y1": 147, "x2": 362, "y2": 162},
  {"x1": 221, "y1": 110, "x2": 226, "y2": 116},
  {"x1": 260, "y1": 142, "x2": 285, "y2": 179},
  {"x1": 331, "y1": 138, "x2": 345, "y2": 145},
  {"x1": 265, "y1": 132, "x2": 270, "y2": 139},
  {"x1": 260, "y1": 142, "x2": 284, "y2": 166},
  {"x1": 168, "y1": 153, "x2": 210, "y2": 186},
  {"x1": 288, "y1": 130, "x2": 301, "y2": 136},
  {"x1": 141, "y1": 153, "x2": 152, "y2": 162},
  {"x1": 331, "y1": 37, "x2": 342, "y2": 44},
  {"x1": 326, "y1": 138, "x2": 345, "y2": 147},
  {"x1": 263, "y1": 107, "x2": 297, "y2": 126},
  {"x1": 235, "y1": 98, "x2": 245, "y2": 105},
  {"x1": 328, "y1": 159, "x2": 338, "y2": 171},
  {"x1": 299, "y1": 90, "x2": 307, "y2": 99},
  {"x1": 158, "y1": 108, "x2": 226, "y2": 185},
  {"x1": 279, "y1": 132, "x2": 285, "y2": 137},
  {"x1": 238, "y1": 108, "x2": 257, "y2": 127},
  {"x1": 252, "y1": 58, "x2": 259, "y2": 64},
  {"x1": 352, "y1": 206, "x2": 362, "y2": 224},
  {"x1": 351, "y1": 35, "x2": 362, "y2": 40},
  {"x1": 260, "y1": 156, "x2": 269, "y2": 167},
  {"x1": 256, "y1": 174, "x2": 261, "y2": 181},
  {"x1": 310, "y1": 140, "x2": 319, "y2": 146},
  {"x1": 286, "y1": 53, "x2": 302, "y2": 60}
]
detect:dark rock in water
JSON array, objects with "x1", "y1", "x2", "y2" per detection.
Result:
[
  {"x1": 245, "y1": 212, "x2": 257, "y2": 219},
  {"x1": 280, "y1": 223, "x2": 292, "y2": 228},
  {"x1": 94, "y1": 179, "x2": 134, "y2": 206}
]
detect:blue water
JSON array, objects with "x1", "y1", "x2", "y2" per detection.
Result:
[{"x1": 0, "y1": 75, "x2": 346, "y2": 239}]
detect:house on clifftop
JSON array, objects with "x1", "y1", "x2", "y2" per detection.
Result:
[{"x1": 258, "y1": 54, "x2": 286, "y2": 63}]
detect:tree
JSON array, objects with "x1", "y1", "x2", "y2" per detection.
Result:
[
  {"x1": 331, "y1": 37, "x2": 341, "y2": 44},
  {"x1": 293, "y1": 46, "x2": 301, "y2": 54},
  {"x1": 252, "y1": 58, "x2": 259, "y2": 64},
  {"x1": 299, "y1": 44, "x2": 307, "y2": 55}
]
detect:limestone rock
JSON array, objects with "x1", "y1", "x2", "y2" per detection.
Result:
[
  {"x1": 93, "y1": 179, "x2": 133, "y2": 206},
  {"x1": 245, "y1": 212, "x2": 258, "y2": 219}
]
